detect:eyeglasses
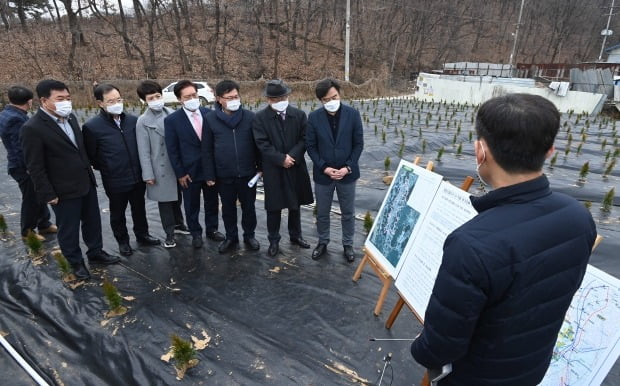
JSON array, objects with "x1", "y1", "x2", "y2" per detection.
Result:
[{"x1": 103, "y1": 98, "x2": 123, "y2": 105}]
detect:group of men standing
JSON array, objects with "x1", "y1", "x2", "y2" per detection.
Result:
[{"x1": 0, "y1": 77, "x2": 364, "y2": 280}]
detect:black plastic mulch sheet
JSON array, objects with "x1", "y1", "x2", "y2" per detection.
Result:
[{"x1": 1, "y1": 99, "x2": 619, "y2": 385}]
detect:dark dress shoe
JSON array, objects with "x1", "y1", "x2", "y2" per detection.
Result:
[
  {"x1": 206, "y1": 230, "x2": 225, "y2": 242},
  {"x1": 267, "y1": 242, "x2": 279, "y2": 257},
  {"x1": 244, "y1": 238, "x2": 260, "y2": 251},
  {"x1": 218, "y1": 239, "x2": 239, "y2": 253},
  {"x1": 290, "y1": 237, "x2": 311, "y2": 249},
  {"x1": 312, "y1": 243, "x2": 327, "y2": 260},
  {"x1": 137, "y1": 234, "x2": 161, "y2": 246},
  {"x1": 89, "y1": 250, "x2": 120, "y2": 265},
  {"x1": 192, "y1": 235, "x2": 203, "y2": 248},
  {"x1": 71, "y1": 263, "x2": 91, "y2": 281},
  {"x1": 118, "y1": 242, "x2": 133, "y2": 256},
  {"x1": 343, "y1": 245, "x2": 355, "y2": 263}
]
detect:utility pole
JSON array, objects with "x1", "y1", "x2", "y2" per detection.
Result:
[
  {"x1": 345, "y1": 0, "x2": 350, "y2": 82},
  {"x1": 598, "y1": 0, "x2": 616, "y2": 61},
  {"x1": 508, "y1": 0, "x2": 525, "y2": 77}
]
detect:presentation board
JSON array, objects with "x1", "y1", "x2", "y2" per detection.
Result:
[{"x1": 364, "y1": 160, "x2": 443, "y2": 278}]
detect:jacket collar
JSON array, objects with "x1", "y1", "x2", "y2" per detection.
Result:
[
  {"x1": 141, "y1": 106, "x2": 172, "y2": 128},
  {"x1": 471, "y1": 174, "x2": 551, "y2": 213}
]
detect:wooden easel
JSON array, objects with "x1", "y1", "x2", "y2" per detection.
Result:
[{"x1": 352, "y1": 157, "x2": 434, "y2": 316}]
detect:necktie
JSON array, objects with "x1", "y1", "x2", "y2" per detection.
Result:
[
  {"x1": 192, "y1": 111, "x2": 202, "y2": 140},
  {"x1": 279, "y1": 112, "x2": 286, "y2": 121}
]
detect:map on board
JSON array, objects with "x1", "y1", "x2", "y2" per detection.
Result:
[
  {"x1": 367, "y1": 163, "x2": 421, "y2": 270},
  {"x1": 540, "y1": 265, "x2": 620, "y2": 386},
  {"x1": 365, "y1": 160, "x2": 445, "y2": 278}
]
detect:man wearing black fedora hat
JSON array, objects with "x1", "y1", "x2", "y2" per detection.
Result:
[{"x1": 253, "y1": 79, "x2": 314, "y2": 257}]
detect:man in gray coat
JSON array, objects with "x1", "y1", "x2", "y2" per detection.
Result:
[
  {"x1": 253, "y1": 79, "x2": 314, "y2": 257},
  {"x1": 136, "y1": 80, "x2": 188, "y2": 248}
]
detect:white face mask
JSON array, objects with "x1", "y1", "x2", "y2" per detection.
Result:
[
  {"x1": 324, "y1": 99, "x2": 340, "y2": 113},
  {"x1": 106, "y1": 102, "x2": 124, "y2": 115},
  {"x1": 226, "y1": 99, "x2": 241, "y2": 112},
  {"x1": 270, "y1": 100, "x2": 288, "y2": 113},
  {"x1": 147, "y1": 99, "x2": 165, "y2": 111},
  {"x1": 54, "y1": 100, "x2": 72, "y2": 117},
  {"x1": 476, "y1": 141, "x2": 489, "y2": 186},
  {"x1": 183, "y1": 98, "x2": 201, "y2": 112}
]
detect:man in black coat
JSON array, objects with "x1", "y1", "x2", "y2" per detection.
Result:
[
  {"x1": 203, "y1": 80, "x2": 261, "y2": 254},
  {"x1": 21, "y1": 79, "x2": 119, "y2": 280},
  {"x1": 83, "y1": 84, "x2": 160, "y2": 257},
  {"x1": 253, "y1": 79, "x2": 313, "y2": 257}
]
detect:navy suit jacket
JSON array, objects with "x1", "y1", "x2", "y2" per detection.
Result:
[
  {"x1": 306, "y1": 103, "x2": 364, "y2": 185},
  {"x1": 164, "y1": 106, "x2": 211, "y2": 182}
]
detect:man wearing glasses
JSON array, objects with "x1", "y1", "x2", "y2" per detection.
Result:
[
  {"x1": 202, "y1": 80, "x2": 261, "y2": 254},
  {"x1": 83, "y1": 84, "x2": 160, "y2": 257}
]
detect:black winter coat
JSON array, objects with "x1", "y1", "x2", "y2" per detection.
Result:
[
  {"x1": 253, "y1": 105, "x2": 313, "y2": 211},
  {"x1": 411, "y1": 175, "x2": 597, "y2": 386},
  {"x1": 202, "y1": 108, "x2": 259, "y2": 181},
  {"x1": 83, "y1": 110, "x2": 143, "y2": 193}
]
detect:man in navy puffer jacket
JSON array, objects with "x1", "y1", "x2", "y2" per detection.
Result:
[
  {"x1": 202, "y1": 80, "x2": 261, "y2": 254},
  {"x1": 411, "y1": 93, "x2": 597, "y2": 386}
]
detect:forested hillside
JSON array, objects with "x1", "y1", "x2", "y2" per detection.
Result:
[{"x1": 0, "y1": 0, "x2": 617, "y2": 83}]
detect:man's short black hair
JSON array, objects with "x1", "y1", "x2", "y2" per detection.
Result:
[
  {"x1": 215, "y1": 80, "x2": 240, "y2": 97},
  {"x1": 35, "y1": 79, "x2": 69, "y2": 99},
  {"x1": 7, "y1": 86, "x2": 33, "y2": 105},
  {"x1": 136, "y1": 80, "x2": 162, "y2": 101},
  {"x1": 315, "y1": 78, "x2": 341, "y2": 100},
  {"x1": 174, "y1": 80, "x2": 197, "y2": 98},
  {"x1": 475, "y1": 93, "x2": 560, "y2": 173},
  {"x1": 94, "y1": 83, "x2": 120, "y2": 101}
]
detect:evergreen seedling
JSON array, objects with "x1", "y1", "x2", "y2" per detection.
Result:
[
  {"x1": 103, "y1": 278, "x2": 124, "y2": 313},
  {"x1": 381, "y1": 131, "x2": 386, "y2": 144},
  {"x1": 384, "y1": 156, "x2": 391, "y2": 171},
  {"x1": 53, "y1": 251, "x2": 72, "y2": 278},
  {"x1": 0, "y1": 214, "x2": 7, "y2": 235},
  {"x1": 605, "y1": 150, "x2": 611, "y2": 163},
  {"x1": 601, "y1": 188, "x2": 615, "y2": 213},
  {"x1": 576, "y1": 143, "x2": 583, "y2": 155},
  {"x1": 25, "y1": 230, "x2": 43, "y2": 257},
  {"x1": 171, "y1": 334, "x2": 197, "y2": 372},
  {"x1": 436, "y1": 147, "x2": 444, "y2": 162},
  {"x1": 422, "y1": 139, "x2": 427, "y2": 153},
  {"x1": 584, "y1": 201, "x2": 592, "y2": 210},
  {"x1": 456, "y1": 143, "x2": 462, "y2": 155},
  {"x1": 604, "y1": 158, "x2": 616, "y2": 177},
  {"x1": 601, "y1": 138, "x2": 607, "y2": 150},
  {"x1": 578, "y1": 161, "x2": 589, "y2": 181},
  {"x1": 398, "y1": 142, "x2": 404, "y2": 158},
  {"x1": 363, "y1": 211, "x2": 374, "y2": 234},
  {"x1": 549, "y1": 152, "x2": 558, "y2": 168}
]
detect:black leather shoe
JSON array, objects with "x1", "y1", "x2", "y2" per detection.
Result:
[
  {"x1": 244, "y1": 238, "x2": 260, "y2": 251},
  {"x1": 267, "y1": 242, "x2": 279, "y2": 257},
  {"x1": 206, "y1": 230, "x2": 225, "y2": 242},
  {"x1": 71, "y1": 262, "x2": 90, "y2": 281},
  {"x1": 290, "y1": 237, "x2": 310, "y2": 249},
  {"x1": 137, "y1": 234, "x2": 160, "y2": 246},
  {"x1": 218, "y1": 239, "x2": 239, "y2": 253},
  {"x1": 192, "y1": 236, "x2": 203, "y2": 249},
  {"x1": 312, "y1": 243, "x2": 327, "y2": 260},
  {"x1": 118, "y1": 242, "x2": 133, "y2": 256},
  {"x1": 343, "y1": 245, "x2": 355, "y2": 263},
  {"x1": 89, "y1": 250, "x2": 120, "y2": 265}
]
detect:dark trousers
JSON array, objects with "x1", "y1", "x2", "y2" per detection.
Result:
[
  {"x1": 266, "y1": 207, "x2": 302, "y2": 243},
  {"x1": 106, "y1": 182, "x2": 149, "y2": 243},
  {"x1": 182, "y1": 180, "x2": 219, "y2": 237},
  {"x1": 158, "y1": 200, "x2": 184, "y2": 237},
  {"x1": 52, "y1": 185, "x2": 103, "y2": 266},
  {"x1": 9, "y1": 168, "x2": 52, "y2": 237},
  {"x1": 217, "y1": 176, "x2": 257, "y2": 241}
]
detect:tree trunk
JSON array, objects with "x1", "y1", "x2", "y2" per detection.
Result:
[
  {"x1": 117, "y1": 0, "x2": 133, "y2": 58},
  {"x1": 171, "y1": 0, "x2": 192, "y2": 73},
  {"x1": 272, "y1": 0, "x2": 280, "y2": 78}
]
